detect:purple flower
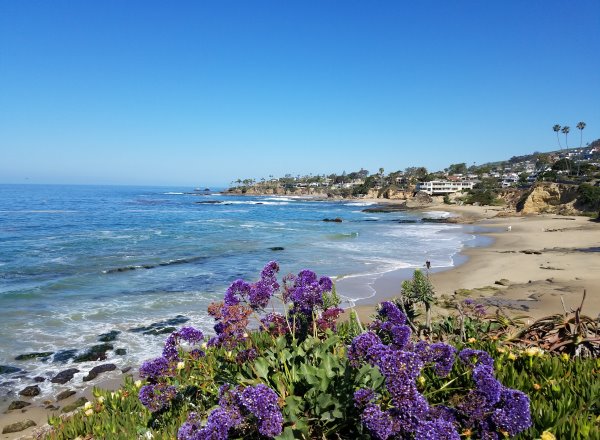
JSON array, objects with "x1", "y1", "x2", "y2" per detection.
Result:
[
  {"x1": 162, "y1": 333, "x2": 180, "y2": 361},
  {"x1": 224, "y1": 279, "x2": 251, "y2": 306},
  {"x1": 491, "y1": 389, "x2": 532, "y2": 436},
  {"x1": 473, "y1": 364, "x2": 502, "y2": 405},
  {"x1": 354, "y1": 388, "x2": 376, "y2": 408},
  {"x1": 316, "y1": 307, "x2": 344, "y2": 331},
  {"x1": 239, "y1": 384, "x2": 283, "y2": 437},
  {"x1": 318, "y1": 276, "x2": 333, "y2": 292},
  {"x1": 347, "y1": 332, "x2": 382, "y2": 367},
  {"x1": 139, "y1": 383, "x2": 177, "y2": 412},
  {"x1": 178, "y1": 326, "x2": 204, "y2": 345},
  {"x1": 390, "y1": 324, "x2": 411, "y2": 349},
  {"x1": 459, "y1": 348, "x2": 494, "y2": 369},
  {"x1": 378, "y1": 301, "x2": 407, "y2": 326},
  {"x1": 361, "y1": 403, "x2": 397, "y2": 440},
  {"x1": 414, "y1": 418, "x2": 460, "y2": 440},
  {"x1": 415, "y1": 342, "x2": 456, "y2": 377},
  {"x1": 236, "y1": 348, "x2": 258, "y2": 364},
  {"x1": 139, "y1": 356, "x2": 171, "y2": 380},
  {"x1": 261, "y1": 312, "x2": 289, "y2": 336}
]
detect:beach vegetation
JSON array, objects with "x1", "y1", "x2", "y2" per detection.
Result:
[{"x1": 44, "y1": 263, "x2": 599, "y2": 440}]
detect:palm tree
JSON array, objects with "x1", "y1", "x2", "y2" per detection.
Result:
[
  {"x1": 577, "y1": 121, "x2": 586, "y2": 148},
  {"x1": 562, "y1": 126, "x2": 570, "y2": 149},
  {"x1": 553, "y1": 124, "x2": 562, "y2": 149},
  {"x1": 562, "y1": 126, "x2": 571, "y2": 175}
]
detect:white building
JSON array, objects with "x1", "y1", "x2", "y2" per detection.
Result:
[{"x1": 416, "y1": 180, "x2": 476, "y2": 195}]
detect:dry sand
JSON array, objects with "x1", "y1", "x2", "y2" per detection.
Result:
[{"x1": 347, "y1": 204, "x2": 600, "y2": 325}]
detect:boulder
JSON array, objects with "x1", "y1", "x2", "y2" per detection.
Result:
[
  {"x1": 269, "y1": 247, "x2": 285, "y2": 251},
  {"x1": 115, "y1": 348, "x2": 127, "y2": 356},
  {"x1": 83, "y1": 363, "x2": 117, "y2": 381},
  {"x1": 19, "y1": 385, "x2": 40, "y2": 397},
  {"x1": 2, "y1": 420, "x2": 36, "y2": 434},
  {"x1": 0, "y1": 365, "x2": 21, "y2": 375},
  {"x1": 61, "y1": 397, "x2": 87, "y2": 413},
  {"x1": 56, "y1": 390, "x2": 76, "y2": 401},
  {"x1": 98, "y1": 330, "x2": 120, "y2": 342},
  {"x1": 52, "y1": 349, "x2": 78, "y2": 363},
  {"x1": 51, "y1": 368, "x2": 79, "y2": 384},
  {"x1": 8, "y1": 401, "x2": 31, "y2": 410},
  {"x1": 322, "y1": 218, "x2": 343, "y2": 222}
]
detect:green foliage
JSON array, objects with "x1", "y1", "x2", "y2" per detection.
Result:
[
  {"x1": 578, "y1": 183, "x2": 600, "y2": 209},
  {"x1": 552, "y1": 158, "x2": 574, "y2": 172}
]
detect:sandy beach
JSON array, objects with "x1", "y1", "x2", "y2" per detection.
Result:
[
  {"x1": 2, "y1": 203, "x2": 599, "y2": 439},
  {"x1": 349, "y1": 203, "x2": 600, "y2": 324}
]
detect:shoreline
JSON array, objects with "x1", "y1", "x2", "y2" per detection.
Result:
[
  {"x1": 3, "y1": 201, "x2": 599, "y2": 438},
  {"x1": 347, "y1": 203, "x2": 600, "y2": 324}
]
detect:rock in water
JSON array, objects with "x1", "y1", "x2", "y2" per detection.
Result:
[
  {"x1": 15, "y1": 352, "x2": 54, "y2": 361},
  {"x1": 2, "y1": 420, "x2": 36, "y2": 434},
  {"x1": 269, "y1": 247, "x2": 285, "y2": 251},
  {"x1": 19, "y1": 385, "x2": 40, "y2": 397},
  {"x1": 97, "y1": 330, "x2": 120, "y2": 342},
  {"x1": 8, "y1": 400, "x2": 31, "y2": 410},
  {"x1": 73, "y1": 343, "x2": 114, "y2": 362},
  {"x1": 115, "y1": 348, "x2": 127, "y2": 356},
  {"x1": 52, "y1": 349, "x2": 78, "y2": 363},
  {"x1": 83, "y1": 363, "x2": 117, "y2": 381},
  {"x1": 51, "y1": 368, "x2": 79, "y2": 384},
  {"x1": 0, "y1": 365, "x2": 21, "y2": 375}
]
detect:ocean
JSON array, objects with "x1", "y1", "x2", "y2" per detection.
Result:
[{"x1": 0, "y1": 184, "x2": 486, "y2": 399}]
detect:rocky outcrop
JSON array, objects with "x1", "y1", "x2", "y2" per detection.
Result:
[{"x1": 517, "y1": 183, "x2": 579, "y2": 214}]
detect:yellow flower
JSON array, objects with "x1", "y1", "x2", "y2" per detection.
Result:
[
  {"x1": 83, "y1": 401, "x2": 93, "y2": 410},
  {"x1": 533, "y1": 383, "x2": 541, "y2": 391},
  {"x1": 524, "y1": 347, "x2": 543, "y2": 357},
  {"x1": 508, "y1": 352, "x2": 517, "y2": 360},
  {"x1": 497, "y1": 347, "x2": 506, "y2": 354},
  {"x1": 134, "y1": 379, "x2": 142, "y2": 388},
  {"x1": 84, "y1": 408, "x2": 94, "y2": 417},
  {"x1": 201, "y1": 342, "x2": 208, "y2": 350},
  {"x1": 468, "y1": 337, "x2": 476, "y2": 343},
  {"x1": 177, "y1": 361, "x2": 185, "y2": 370},
  {"x1": 561, "y1": 353, "x2": 570, "y2": 361},
  {"x1": 243, "y1": 332, "x2": 249, "y2": 338},
  {"x1": 418, "y1": 376, "x2": 426, "y2": 386},
  {"x1": 97, "y1": 396, "x2": 105, "y2": 404},
  {"x1": 540, "y1": 430, "x2": 556, "y2": 440}
]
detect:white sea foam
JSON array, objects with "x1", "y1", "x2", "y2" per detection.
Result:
[
  {"x1": 344, "y1": 202, "x2": 375, "y2": 206},
  {"x1": 163, "y1": 192, "x2": 185, "y2": 195},
  {"x1": 223, "y1": 201, "x2": 289, "y2": 205}
]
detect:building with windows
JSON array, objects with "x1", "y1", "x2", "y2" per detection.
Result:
[{"x1": 416, "y1": 180, "x2": 476, "y2": 195}]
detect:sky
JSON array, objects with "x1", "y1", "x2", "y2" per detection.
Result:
[{"x1": 1, "y1": 1, "x2": 599, "y2": 187}]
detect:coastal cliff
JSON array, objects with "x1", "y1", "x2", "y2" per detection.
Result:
[{"x1": 516, "y1": 182, "x2": 579, "y2": 214}]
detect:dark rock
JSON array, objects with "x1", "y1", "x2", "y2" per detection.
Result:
[
  {"x1": 142, "y1": 327, "x2": 176, "y2": 336},
  {"x1": 52, "y1": 349, "x2": 78, "y2": 363},
  {"x1": 51, "y1": 368, "x2": 79, "y2": 384},
  {"x1": 19, "y1": 385, "x2": 40, "y2": 397},
  {"x1": 61, "y1": 397, "x2": 87, "y2": 413},
  {"x1": 129, "y1": 315, "x2": 188, "y2": 334},
  {"x1": 2, "y1": 419, "x2": 36, "y2": 434},
  {"x1": 33, "y1": 376, "x2": 46, "y2": 382},
  {"x1": 0, "y1": 365, "x2": 21, "y2": 375},
  {"x1": 8, "y1": 401, "x2": 31, "y2": 410},
  {"x1": 56, "y1": 390, "x2": 76, "y2": 401},
  {"x1": 362, "y1": 204, "x2": 407, "y2": 213},
  {"x1": 194, "y1": 200, "x2": 222, "y2": 204},
  {"x1": 121, "y1": 366, "x2": 132, "y2": 373},
  {"x1": 115, "y1": 348, "x2": 127, "y2": 356},
  {"x1": 323, "y1": 218, "x2": 343, "y2": 222},
  {"x1": 45, "y1": 405, "x2": 60, "y2": 410},
  {"x1": 269, "y1": 247, "x2": 285, "y2": 251},
  {"x1": 421, "y1": 217, "x2": 458, "y2": 224},
  {"x1": 396, "y1": 220, "x2": 418, "y2": 224},
  {"x1": 73, "y1": 343, "x2": 114, "y2": 362},
  {"x1": 521, "y1": 249, "x2": 542, "y2": 255},
  {"x1": 83, "y1": 363, "x2": 117, "y2": 381},
  {"x1": 15, "y1": 352, "x2": 54, "y2": 361},
  {"x1": 98, "y1": 330, "x2": 120, "y2": 342},
  {"x1": 494, "y1": 279, "x2": 511, "y2": 286}
]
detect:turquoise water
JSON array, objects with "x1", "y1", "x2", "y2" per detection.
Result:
[{"x1": 0, "y1": 184, "x2": 480, "y2": 397}]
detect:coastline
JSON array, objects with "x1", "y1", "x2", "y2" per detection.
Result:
[
  {"x1": 3, "y1": 199, "x2": 599, "y2": 438},
  {"x1": 347, "y1": 203, "x2": 600, "y2": 324}
]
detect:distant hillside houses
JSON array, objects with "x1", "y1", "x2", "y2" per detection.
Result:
[{"x1": 416, "y1": 180, "x2": 476, "y2": 195}]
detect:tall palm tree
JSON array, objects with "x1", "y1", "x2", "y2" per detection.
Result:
[
  {"x1": 553, "y1": 124, "x2": 562, "y2": 149},
  {"x1": 562, "y1": 126, "x2": 570, "y2": 149},
  {"x1": 562, "y1": 126, "x2": 571, "y2": 175},
  {"x1": 577, "y1": 121, "x2": 586, "y2": 148}
]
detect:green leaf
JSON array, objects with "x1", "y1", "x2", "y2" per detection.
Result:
[{"x1": 254, "y1": 357, "x2": 270, "y2": 380}]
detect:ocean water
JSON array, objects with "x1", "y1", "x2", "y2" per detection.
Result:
[{"x1": 0, "y1": 184, "x2": 483, "y2": 399}]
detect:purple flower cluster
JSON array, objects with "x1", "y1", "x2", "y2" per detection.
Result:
[
  {"x1": 287, "y1": 269, "x2": 333, "y2": 314},
  {"x1": 224, "y1": 261, "x2": 280, "y2": 310},
  {"x1": 138, "y1": 383, "x2": 177, "y2": 413},
  {"x1": 138, "y1": 326, "x2": 205, "y2": 412},
  {"x1": 348, "y1": 301, "x2": 530, "y2": 439},
  {"x1": 261, "y1": 312, "x2": 288, "y2": 336},
  {"x1": 178, "y1": 384, "x2": 283, "y2": 439}
]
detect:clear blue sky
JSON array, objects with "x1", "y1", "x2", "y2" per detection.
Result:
[{"x1": 1, "y1": 0, "x2": 598, "y2": 187}]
